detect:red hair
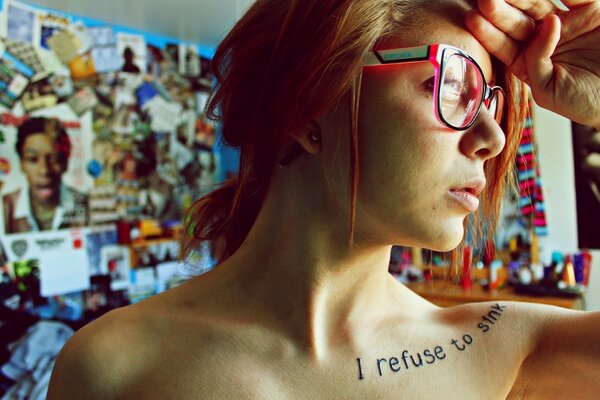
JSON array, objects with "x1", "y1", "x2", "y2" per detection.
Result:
[{"x1": 182, "y1": 0, "x2": 528, "y2": 275}]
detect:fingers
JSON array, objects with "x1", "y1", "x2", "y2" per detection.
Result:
[
  {"x1": 465, "y1": 10, "x2": 528, "y2": 80},
  {"x1": 478, "y1": 0, "x2": 537, "y2": 40},
  {"x1": 505, "y1": 0, "x2": 560, "y2": 19},
  {"x1": 557, "y1": 1, "x2": 600, "y2": 44},
  {"x1": 561, "y1": 0, "x2": 599, "y2": 9},
  {"x1": 524, "y1": 14, "x2": 561, "y2": 94}
]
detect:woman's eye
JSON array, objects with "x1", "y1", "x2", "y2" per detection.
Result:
[
  {"x1": 423, "y1": 76, "x2": 436, "y2": 92},
  {"x1": 443, "y1": 78, "x2": 463, "y2": 95}
]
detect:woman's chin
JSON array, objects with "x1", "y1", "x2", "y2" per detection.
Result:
[{"x1": 423, "y1": 227, "x2": 465, "y2": 252}]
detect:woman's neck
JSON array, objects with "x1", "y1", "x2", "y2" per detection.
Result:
[{"x1": 213, "y1": 180, "x2": 416, "y2": 360}]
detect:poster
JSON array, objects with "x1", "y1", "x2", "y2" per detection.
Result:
[
  {"x1": 0, "y1": 0, "x2": 219, "y2": 313},
  {"x1": 572, "y1": 123, "x2": 600, "y2": 249},
  {"x1": 0, "y1": 104, "x2": 93, "y2": 235}
]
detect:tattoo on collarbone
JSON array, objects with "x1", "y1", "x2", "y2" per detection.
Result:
[{"x1": 355, "y1": 303, "x2": 508, "y2": 381}]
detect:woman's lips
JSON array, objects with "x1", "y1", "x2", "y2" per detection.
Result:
[{"x1": 448, "y1": 189, "x2": 480, "y2": 212}]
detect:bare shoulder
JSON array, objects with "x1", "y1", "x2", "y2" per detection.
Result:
[
  {"x1": 436, "y1": 300, "x2": 599, "y2": 400},
  {"x1": 435, "y1": 300, "x2": 567, "y2": 353},
  {"x1": 47, "y1": 305, "x2": 162, "y2": 400},
  {"x1": 503, "y1": 303, "x2": 600, "y2": 400}
]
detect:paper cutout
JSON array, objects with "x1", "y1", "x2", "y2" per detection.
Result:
[{"x1": 39, "y1": 248, "x2": 90, "y2": 296}]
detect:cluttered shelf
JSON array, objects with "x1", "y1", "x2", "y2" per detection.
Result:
[
  {"x1": 405, "y1": 279, "x2": 583, "y2": 310},
  {"x1": 391, "y1": 244, "x2": 591, "y2": 312}
]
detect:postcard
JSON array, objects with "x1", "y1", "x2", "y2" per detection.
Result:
[
  {"x1": 7, "y1": 2, "x2": 36, "y2": 44},
  {"x1": 39, "y1": 247, "x2": 90, "y2": 296}
]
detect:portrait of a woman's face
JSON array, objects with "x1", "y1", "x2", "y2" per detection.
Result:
[
  {"x1": 20, "y1": 132, "x2": 68, "y2": 207},
  {"x1": 572, "y1": 123, "x2": 600, "y2": 249}
]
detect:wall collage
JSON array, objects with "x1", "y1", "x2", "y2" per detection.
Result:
[{"x1": 0, "y1": 0, "x2": 224, "y2": 322}]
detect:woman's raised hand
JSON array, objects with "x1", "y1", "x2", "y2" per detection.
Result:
[{"x1": 466, "y1": 0, "x2": 600, "y2": 130}]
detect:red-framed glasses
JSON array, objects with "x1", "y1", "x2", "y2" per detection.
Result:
[{"x1": 363, "y1": 43, "x2": 505, "y2": 131}]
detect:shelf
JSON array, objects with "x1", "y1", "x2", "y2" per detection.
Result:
[{"x1": 405, "y1": 280, "x2": 583, "y2": 310}]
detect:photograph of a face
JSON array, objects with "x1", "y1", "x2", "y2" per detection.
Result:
[
  {"x1": 572, "y1": 123, "x2": 600, "y2": 249},
  {"x1": 0, "y1": 109, "x2": 92, "y2": 235}
]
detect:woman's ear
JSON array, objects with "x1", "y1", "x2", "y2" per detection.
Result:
[{"x1": 288, "y1": 120, "x2": 321, "y2": 155}]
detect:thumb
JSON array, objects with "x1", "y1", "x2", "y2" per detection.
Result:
[{"x1": 525, "y1": 14, "x2": 561, "y2": 94}]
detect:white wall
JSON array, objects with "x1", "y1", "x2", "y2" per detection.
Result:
[{"x1": 534, "y1": 105, "x2": 600, "y2": 311}]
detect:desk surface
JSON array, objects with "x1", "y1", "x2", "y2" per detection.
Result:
[{"x1": 406, "y1": 280, "x2": 583, "y2": 310}]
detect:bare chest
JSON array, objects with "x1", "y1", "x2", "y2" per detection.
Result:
[{"x1": 120, "y1": 331, "x2": 518, "y2": 400}]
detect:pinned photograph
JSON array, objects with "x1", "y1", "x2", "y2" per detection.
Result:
[
  {"x1": 39, "y1": 9, "x2": 71, "y2": 50},
  {"x1": 21, "y1": 77, "x2": 58, "y2": 112},
  {"x1": 46, "y1": 29, "x2": 81, "y2": 64},
  {"x1": 178, "y1": 44, "x2": 200, "y2": 77},
  {"x1": 7, "y1": 2, "x2": 36, "y2": 44},
  {"x1": 87, "y1": 26, "x2": 120, "y2": 73},
  {"x1": 5, "y1": 38, "x2": 46, "y2": 80},
  {"x1": 67, "y1": 86, "x2": 98, "y2": 115},
  {"x1": 116, "y1": 33, "x2": 146, "y2": 74},
  {"x1": 146, "y1": 44, "x2": 164, "y2": 79},
  {"x1": 164, "y1": 43, "x2": 179, "y2": 72},
  {"x1": 69, "y1": 51, "x2": 97, "y2": 81},
  {"x1": 85, "y1": 226, "x2": 118, "y2": 275},
  {"x1": 99, "y1": 244, "x2": 130, "y2": 290},
  {"x1": 0, "y1": 48, "x2": 34, "y2": 109},
  {"x1": 49, "y1": 68, "x2": 74, "y2": 98}
]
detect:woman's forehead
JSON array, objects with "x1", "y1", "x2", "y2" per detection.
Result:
[{"x1": 381, "y1": 8, "x2": 494, "y2": 82}]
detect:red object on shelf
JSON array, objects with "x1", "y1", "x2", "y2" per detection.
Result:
[
  {"x1": 461, "y1": 246, "x2": 472, "y2": 291},
  {"x1": 582, "y1": 250, "x2": 592, "y2": 286}
]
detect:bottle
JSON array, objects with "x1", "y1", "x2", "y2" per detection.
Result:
[{"x1": 562, "y1": 255, "x2": 576, "y2": 288}]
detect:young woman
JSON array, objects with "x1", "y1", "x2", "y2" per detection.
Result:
[{"x1": 48, "y1": 0, "x2": 600, "y2": 398}]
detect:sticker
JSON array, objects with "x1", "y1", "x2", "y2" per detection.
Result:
[
  {"x1": 0, "y1": 158, "x2": 10, "y2": 176},
  {"x1": 11, "y1": 240, "x2": 28, "y2": 258},
  {"x1": 87, "y1": 159, "x2": 102, "y2": 177}
]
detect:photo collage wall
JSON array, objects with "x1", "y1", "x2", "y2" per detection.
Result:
[{"x1": 0, "y1": 0, "x2": 222, "y2": 318}]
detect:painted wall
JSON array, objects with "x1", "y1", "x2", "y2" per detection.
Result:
[{"x1": 534, "y1": 105, "x2": 600, "y2": 311}]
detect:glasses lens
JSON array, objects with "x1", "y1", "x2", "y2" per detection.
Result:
[{"x1": 439, "y1": 54, "x2": 484, "y2": 129}]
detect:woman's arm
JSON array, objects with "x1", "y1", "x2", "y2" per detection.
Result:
[
  {"x1": 465, "y1": 0, "x2": 600, "y2": 130},
  {"x1": 46, "y1": 327, "x2": 119, "y2": 399},
  {"x1": 508, "y1": 306, "x2": 600, "y2": 399},
  {"x1": 46, "y1": 311, "x2": 137, "y2": 400}
]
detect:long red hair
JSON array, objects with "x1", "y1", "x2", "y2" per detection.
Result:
[{"x1": 181, "y1": 0, "x2": 528, "y2": 274}]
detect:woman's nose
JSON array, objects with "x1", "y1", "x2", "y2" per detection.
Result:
[{"x1": 459, "y1": 107, "x2": 506, "y2": 161}]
